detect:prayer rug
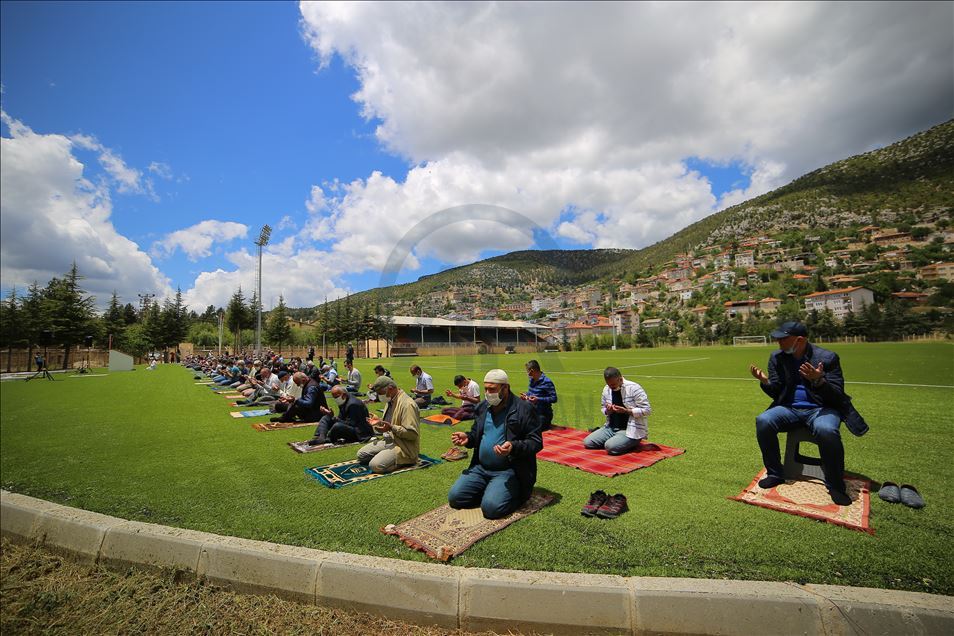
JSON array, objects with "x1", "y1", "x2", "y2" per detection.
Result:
[
  {"x1": 229, "y1": 409, "x2": 272, "y2": 418},
  {"x1": 288, "y1": 439, "x2": 367, "y2": 454},
  {"x1": 537, "y1": 427, "x2": 685, "y2": 477},
  {"x1": 251, "y1": 420, "x2": 316, "y2": 431},
  {"x1": 194, "y1": 381, "x2": 214, "y2": 385},
  {"x1": 305, "y1": 455, "x2": 442, "y2": 489},
  {"x1": 731, "y1": 469, "x2": 872, "y2": 534},
  {"x1": 423, "y1": 414, "x2": 462, "y2": 426},
  {"x1": 382, "y1": 490, "x2": 554, "y2": 561}
]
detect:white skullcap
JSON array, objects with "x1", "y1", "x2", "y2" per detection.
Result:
[{"x1": 483, "y1": 369, "x2": 509, "y2": 384}]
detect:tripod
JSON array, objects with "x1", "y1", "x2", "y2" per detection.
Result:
[{"x1": 26, "y1": 347, "x2": 54, "y2": 381}]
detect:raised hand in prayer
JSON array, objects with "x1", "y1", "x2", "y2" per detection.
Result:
[
  {"x1": 319, "y1": 406, "x2": 332, "y2": 416},
  {"x1": 451, "y1": 431, "x2": 468, "y2": 446},
  {"x1": 749, "y1": 364, "x2": 769, "y2": 383},
  {"x1": 368, "y1": 416, "x2": 391, "y2": 433},
  {"x1": 799, "y1": 361, "x2": 825, "y2": 384},
  {"x1": 492, "y1": 441, "x2": 513, "y2": 456}
]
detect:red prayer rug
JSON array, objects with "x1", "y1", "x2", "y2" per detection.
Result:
[
  {"x1": 382, "y1": 490, "x2": 554, "y2": 561},
  {"x1": 537, "y1": 427, "x2": 685, "y2": 477},
  {"x1": 731, "y1": 469, "x2": 872, "y2": 534}
]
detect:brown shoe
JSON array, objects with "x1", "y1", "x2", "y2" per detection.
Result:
[
  {"x1": 581, "y1": 490, "x2": 609, "y2": 517},
  {"x1": 596, "y1": 493, "x2": 628, "y2": 519},
  {"x1": 441, "y1": 446, "x2": 468, "y2": 461}
]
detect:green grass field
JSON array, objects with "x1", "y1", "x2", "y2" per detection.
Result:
[{"x1": 2, "y1": 343, "x2": 952, "y2": 594}]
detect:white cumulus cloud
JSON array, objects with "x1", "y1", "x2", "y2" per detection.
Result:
[
  {"x1": 0, "y1": 110, "x2": 172, "y2": 307},
  {"x1": 299, "y1": 0, "x2": 953, "y2": 263},
  {"x1": 152, "y1": 220, "x2": 249, "y2": 261}
]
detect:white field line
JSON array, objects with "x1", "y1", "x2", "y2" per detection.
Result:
[
  {"x1": 631, "y1": 374, "x2": 953, "y2": 389},
  {"x1": 548, "y1": 357, "x2": 712, "y2": 376}
]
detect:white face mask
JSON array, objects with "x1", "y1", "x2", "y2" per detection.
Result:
[
  {"x1": 783, "y1": 345, "x2": 796, "y2": 355},
  {"x1": 486, "y1": 391, "x2": 502, "y2": 407},
  {"x1": 334, "y1": 395, "x2": 347, "y2": 406},
  {"x1": 383, "y1": 390, "x2": 394, "y2": 403}
]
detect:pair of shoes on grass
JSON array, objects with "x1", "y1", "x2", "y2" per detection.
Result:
[
  {"x1": 441, "y1": 446, "x2": 468, "y2": 461},
  {"x1": 581, "y1": 491, "x2": 627, "y2": 519},
  {"x1": 878, "y1": 482, "x2": 925, "y2": 508}
]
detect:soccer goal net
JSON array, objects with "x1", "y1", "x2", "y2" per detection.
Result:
[{"x1": 733, "y1": 336, "x2": 767, "y2": 346}]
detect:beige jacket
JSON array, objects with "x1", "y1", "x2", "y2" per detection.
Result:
[{"x1": 389, "y1": 391, "x2": 420, "y2": 465}]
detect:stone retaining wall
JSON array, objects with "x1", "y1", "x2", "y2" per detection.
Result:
[{"x1": 2, "y1": 490, "x2": 952, "y2": 635}]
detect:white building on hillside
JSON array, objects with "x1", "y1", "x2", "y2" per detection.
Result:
[{"x1": 803, "y1": 287, "x2": 874, "y2": 319}]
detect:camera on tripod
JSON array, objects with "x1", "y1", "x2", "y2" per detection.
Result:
[{"x1": 28, "y1": 330, "x2": 55, "y2": 381}]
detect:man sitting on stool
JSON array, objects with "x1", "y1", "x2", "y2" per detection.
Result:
[
  {"x1": 447, "y1": 369, "x2": 543, "y2": 519},
  {"x1": 750, "y1": 321, "x2": 868, "y2": 506},
  {"x1": 307, "y1": 385, "x2": 373, "y2": 446}
]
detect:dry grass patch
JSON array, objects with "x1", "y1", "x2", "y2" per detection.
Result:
[{"x1": 0, "y1": 539, "x2": 525, "y2": 636}]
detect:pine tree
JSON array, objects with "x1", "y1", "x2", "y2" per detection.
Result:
[
  {"x1": 102, "y1": 291, "x2": 127, "y2": 350},
  {"x1": 265, "y1": 295, "x2": 293, "y2": 353},
  {"x1": 0, "y1": 287, "x2": 22, "y2": 372},
  {"x1": 143, "y1": 299, "x2": 164, "y2": 353},
  {"x1": 22, "y1": 281, "x2": 50, "y2": 365},
  {"x1": 225, "y1": 287, "x2": 252, "y2": 353},
  {"x1": 45, "y1": 263, "x2": 96, "y2": 369},
  {"x1": 122, "y1": 303, "x2": 138, "y2": 325}
]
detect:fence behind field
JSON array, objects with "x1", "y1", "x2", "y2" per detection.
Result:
[{"x1": 0, "y1": 348, "x2": 148, "y2": 373}]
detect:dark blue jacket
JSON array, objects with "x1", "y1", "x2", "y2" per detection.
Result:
[
  {"x1": 295, "y1": 379, "x2": 328, "y2": 422},
  {"x1": 761, "y1": 343, "x2": 868, "y2": 436},
  {"x1": 527, "y1": 373, "x2": 558, "y2": 418},
  {"x1": 463, "y1": 393, "x2": 543, "y2": 504},
  {"x1": 335, "y1": 394, "x2": 373, "y2": 441}
]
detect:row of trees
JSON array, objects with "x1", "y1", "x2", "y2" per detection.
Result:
[
  {"x1": 0, "y1": 264, "x2": 399, "y2": 371},
  {"x1": 565, "y1": 299, "x2": 951, "y2": 351}
]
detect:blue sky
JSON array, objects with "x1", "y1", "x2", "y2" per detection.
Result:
[{"x1": 2, "y1": 2, "x2": 951, "y2": 311}]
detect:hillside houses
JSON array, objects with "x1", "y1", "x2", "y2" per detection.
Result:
[{"x1": 376, "y1": 218, "x2": 950, "y2": 342}]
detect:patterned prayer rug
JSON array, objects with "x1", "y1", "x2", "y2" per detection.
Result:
[
  {"x1": 251, "y1": 420, "x2": 317, "y2": 431},
  {"x1": 422, "y1": 414, "x2": 462, "y2": 426},
  {"x1": 731, "y1": 469, "x2": 872, "y2": 533},
  {"x1": 537, "y1": 427, "x2": 685, "y2": 477},
  {"x1": 382, "y1": 490, "x2": 555, "y2": 561},
  {"x1": 305, "y1": 455, "x2": 442, "y2": 488},
  {"x1": 288, "y1": 439, "x2": 367, "y2": 453},
  {"x1": 229, "y1": 409, "x2": 272, "y2": 418}
]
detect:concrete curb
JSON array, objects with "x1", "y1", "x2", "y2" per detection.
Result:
[{"x1": 2, "y1": 490, "x2": 952, "y2": 635}]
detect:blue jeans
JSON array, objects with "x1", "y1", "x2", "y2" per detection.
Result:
[
  {"x1": 756, "y1": 406, "x2": 844, "y2": 492},
  {"x1": 583, "y1": 425, "x2": 642, "y2": 455},
  {"x1": 448, "y1": 464, "x2": 520, "y2": 519}
]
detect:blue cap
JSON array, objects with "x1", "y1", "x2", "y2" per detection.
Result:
[{"x1": 770, "y1": 321, "x2": 807, "y2": 339}]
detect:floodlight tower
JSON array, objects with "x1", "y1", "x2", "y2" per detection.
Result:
[{"x1": 254, "y1": 224, "x2": 272, "y2": 358}]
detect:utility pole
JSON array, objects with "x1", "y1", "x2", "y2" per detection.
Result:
[{"x1": 254, "y1": 225, "x2": 272, "y2": 359}]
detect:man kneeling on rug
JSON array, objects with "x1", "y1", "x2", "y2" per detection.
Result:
[
  {"x1": 270, "y1": 372, "x2": 327, "y2": 424},
  {"x1": 306, "y1": 385, "x2": 373, "y2": 446},
  {"x1": 357, "y1": 376, "x2": 420, "y2": 474},
  {"x1": 447, "y1": 369, "x2": 543, "y2": 519},
  {"x1": 583, "y1": 366, "x2": 652, "y2": 455}
]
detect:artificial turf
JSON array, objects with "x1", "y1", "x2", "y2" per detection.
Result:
[{"x1": 1, "y1": 342, "x2": 952, "y2": 595}]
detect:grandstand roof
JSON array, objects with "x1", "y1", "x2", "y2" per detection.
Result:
[{"x1": 390, "y1": 315, "x2": 550, "y2": 330}]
